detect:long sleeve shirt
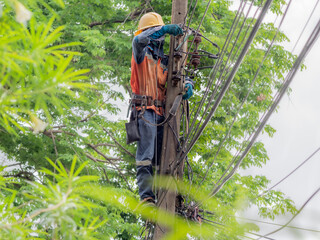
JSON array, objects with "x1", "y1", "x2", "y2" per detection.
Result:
[{"x1": 130, "y1": 26, "x2": 169, "y2": 115}]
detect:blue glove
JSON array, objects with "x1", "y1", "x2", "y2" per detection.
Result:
[
  {"x1": 183, "y1": 83, "x2": 193, "y2": 100},
  {"x1": 162, "y1": 24, "x2": 183, "y2": 36}
]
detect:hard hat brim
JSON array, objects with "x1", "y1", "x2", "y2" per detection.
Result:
[{"x1": 134, "y1": 23, "x2": 164, "y2": 36}]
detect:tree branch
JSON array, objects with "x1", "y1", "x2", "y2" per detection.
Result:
[
  {"x1": 103, "y1": 128, "x2": 135, "y2": 158},
  {"x1": 42, "y1": 129, "x2": 75, "y2": 137},
  {"x1": 89, "y1": 2, "x2": 152, "y2": 28},
  {"x1": 94, "y1": 143, "x2": 116, "y2": 148},
  {"x1": 85, "y1": 152, "x2": 122, "y2": 162},
  {"x1": 87, "y1": 144, "x2": 133, "y2": 192},
  {"x1": 3, "y1": 171, "x2": 34, "y2": 181}
]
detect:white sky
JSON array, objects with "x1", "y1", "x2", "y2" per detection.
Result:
[
  {"x1": 2, "y1": 1, "x2": 320, "y2": 239},
  {"x1": 238, "y1": 0, "x2": 320, "y2": 239},
  {"x1": 106, "y1": 1, "x2": 320, "y2": 238}
]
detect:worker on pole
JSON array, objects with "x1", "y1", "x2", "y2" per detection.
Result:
[{"x1": 128, "y1": 12, "x2": 193, "y2": 205}]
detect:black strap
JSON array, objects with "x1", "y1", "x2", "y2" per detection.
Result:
[{"x1": 139, "y1": 94, "x2": 183, "y2": 127}]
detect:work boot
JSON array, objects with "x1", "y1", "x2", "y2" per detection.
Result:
[
  {"x1": 134, "y1": 197, "x2": 155, "y2": 212},
  {"x1": 141, "y1": 197, "x2": 156, "y2": 207}
]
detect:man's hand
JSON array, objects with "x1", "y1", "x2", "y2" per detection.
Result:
[
  {"x1": 183, "y1": 83, "x2": 193, "y2": 100},
  {"x1": 163, "y1": 24, "x2": 183, "y2": 36}
]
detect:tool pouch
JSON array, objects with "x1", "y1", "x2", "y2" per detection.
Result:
[{"x1": 125, "y1": 108, "x2": 140, "y2": 144}]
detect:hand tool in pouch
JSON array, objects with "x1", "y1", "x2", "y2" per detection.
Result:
[{"x1": 125, "y1": 107, "x2": 140, "y2": 144}]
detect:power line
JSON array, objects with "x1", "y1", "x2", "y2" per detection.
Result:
[
  {"x1": 180, "y1": 0, "x2": 249, "y2": 163},
  {"x1": 211, "y1": 13, "x2": 320, "y2": 198},
  {"x1": 257, "y1": 186, "x2": 320, "y2": 239},
  {"x1": 237, "y1": 216, "x2": 320, "y2": 233},
  {"x1": 185, "y1": 0, "x2": 249, "y2": 145},
  {"x1": 176, "y1": 0, "x2": 274, "y2": 170},
  {"x1": 253, "y1": 146, "x2": 320, "y2": 200},
  {"x1": 187, "y1": 0, "x2": 254, "y2": 144},
  {"x1": 292, "y1": 0, "x2": 320, "y2": 52},
  {"x1": 201, "y1": 217, "x2": 276, "y2": 240},
  {"x1": 195, "y1": 4, "x2": 262, "y2": 185},
  {"x1": 205, "y1": 0, "x2": 293, "y2": 193},
  {"x1": 182, "y1": 0, "x2": 198, "y2": 30},
  {"x1": 179, "y1": 0, "x2": 212, "y2": 74}
]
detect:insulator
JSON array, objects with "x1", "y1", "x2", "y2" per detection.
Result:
[
  {"x1": 172, "y1": 75, "x2": 182, "y2": 82},
  {"x1": 191, "y1": 52, "x2": 201, "y2": 59},
  {"x1": 174, "y1": 52, "x2": 183, "y2": 59},
  {"x1": 191, "y1": 58, "x2": 200, "y2": 68},
  {"x1": 194, "y1": 35, "x2": 202, "y2": 44}
]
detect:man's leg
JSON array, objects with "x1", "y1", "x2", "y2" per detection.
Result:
[{"x1": 136, "y1": 110, "x2": 157, "y2": 200}]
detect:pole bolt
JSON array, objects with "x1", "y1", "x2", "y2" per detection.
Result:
[
  {"x1": 174, "y1": 52, "x2": 183, "y2": 59},
  {"x1": 194, "y1": 35, "x2": 202, "y2": 44}
]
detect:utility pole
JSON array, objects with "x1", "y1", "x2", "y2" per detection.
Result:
[{"x1": 153, "y1": 0, "x2": 188, "y2": 239}]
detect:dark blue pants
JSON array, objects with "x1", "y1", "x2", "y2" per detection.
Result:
[{"x1": 136, "y1": 110, "x2": 164, "y2": 200}]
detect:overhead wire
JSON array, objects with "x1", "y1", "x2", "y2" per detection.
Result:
[
  {"x1": 219, "y1": 4, "x2": 260, "y2": 83},
  {"x1": 211, "y1": 14, "x2": 320, "y2": 198},
  {"x1": 186, "y1": 0, "x2": 251, "y2": 144},
  {"x1": 192, "y1": 4, "x2": 264, "y2": 185},
  {"x1": 215, "y1": 3, "x2": 320, "y2": 192},
  {"x1": 257, "y1": 186, "x2": 320, "y2": 239},
  {"x1": 184, "y1": 0, "x2": 248, "y2": 146},
  {"x1": 201, "y1": 0, "x2": 293, "y2": 190},
  {"x1": 291, "y1": 0, "x2": 320, "y2": 52},
  {"x1": 200, "y1": 217, "x2": 276, "y2": 240},
  {"x1": 175, "y1": 0, "x2": 275, "y2": 170},
  {"x1": 188, "y1": 1, "x2": 286, "y2": 173},
  {"x1": 247, "y1": 232, "x2": 276, "y2": 240},
  {"x1": 182, "y1": 0, "x2": 198, "y2": 30},
  {"x1": 186, "y1": 0, "x2": 255, "y2": 149},
  {"x1": 253, "y1": 145, "x2": 320, "y2": 200},
  {"x1": 236, "y1": 216, "x2": 320, "y2": 233},
  {"x1": 177, "y1": 2, "x2": 250, "y2": 176},
  {"x1": 178, "y1": 0, "x2": 212, "y2": 73},
  {"x1": 188, "y1": 1, "x2": 264, "y2": 148}
]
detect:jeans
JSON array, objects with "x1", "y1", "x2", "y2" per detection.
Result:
[{"x1": 136, "y1": 110, "x2": 164, "y2": 200}]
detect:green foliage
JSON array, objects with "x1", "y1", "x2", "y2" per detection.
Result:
[
  {"x1": 0, "y1": 157, "x2": 138, "y2": 239},
  {"x1": 0, "y1": 2, "x2": 91, "y2": 133},
  {"x1": 0, "y1": 0, "x2": 300, "y2": 239}
]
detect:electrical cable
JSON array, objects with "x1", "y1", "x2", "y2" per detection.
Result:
[
  {"x1": 236, "y1": 216, "x2": 320, "y2": 233},
  {"x1": 210, "y1": 15, "x2": 320, "y2": 198},
  {"x1": 176, "y1": 0, "x2": 275, "y2": 170},
  {"x1": 178, "y1": 0, "x2": 213, "y2": 75},
  {"x1": 194, "y1": 1, "x2": 295, "y2": 190},
  {"x1": 200, "y1": 217, "x2": 276, "y2": 240},
  {"x1": 257, "y1": 186, "x2": 320, "y2": 239},
  {"x1": 207, "y1": 0, "x2": 320, "y2": 197},
  {"x1": 187, "y1": 0, "x2": 251, "y2": 143},
  {"x1": 182, "y1": 0, "x2": 248, "y2": 154},
  {"x1": 187, "y1": 0, "x2": 257, "y2": 149},
  {"x1": 253, "y1": 145, "x2": 320, "y2": 200},
  {"x1": 247, "y1": 232, "x2": 276, "y2": 240},
  {"x1": 292, "y1": 0, "x2": 320, "y2": 52},
  {"x1": 198, "y1": 0, "x2": 293, "y2": 187},
  {"x1": 219, "y1": 5, "x2": 259, "y2": 83},
  {"x1": 183, "y1": 0, "x2": 198, "y2": 31}
]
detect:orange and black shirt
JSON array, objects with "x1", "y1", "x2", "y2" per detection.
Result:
[{"x1": 130, "y1": 26, "x2": 168, "y2": 115}]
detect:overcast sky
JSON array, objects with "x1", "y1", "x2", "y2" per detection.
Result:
[
  {"x1": 2, "y1": 0, "x2": 319, "y2": 239},
  {"x1": 239, "y1": 0, "x2": 320, "y2": 239},
  {"x1": 107, "y1": 1, "x2": 320, "y2": 239}
]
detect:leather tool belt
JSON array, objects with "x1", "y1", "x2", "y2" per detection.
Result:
[{"x1": 131, "y1": 94, "x2": 165, "y2": 107}]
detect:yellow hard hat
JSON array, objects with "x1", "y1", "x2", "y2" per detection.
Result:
[{"x1": 134, "y1": 12, "x2": 165, "y2": 36}]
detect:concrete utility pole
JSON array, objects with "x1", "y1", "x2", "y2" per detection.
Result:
[{"x1": 153, "y1": 0, "x2": 188, "y2": 239}]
